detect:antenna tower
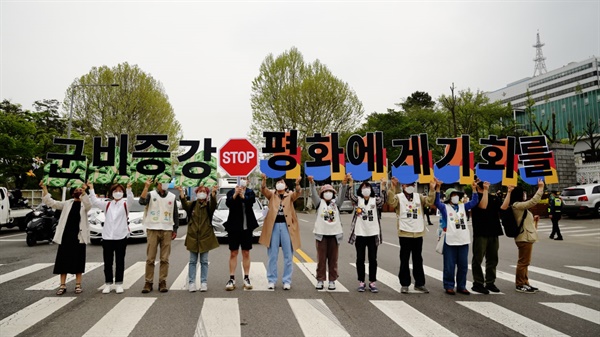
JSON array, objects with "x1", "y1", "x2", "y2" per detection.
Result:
[{"x1": 533, "y1": 30, "x2": 547, "y2": 77}]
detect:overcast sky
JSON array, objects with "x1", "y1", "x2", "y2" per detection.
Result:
[{"x1": 1, "y1": 0, "x2": 599, "y2": 150}]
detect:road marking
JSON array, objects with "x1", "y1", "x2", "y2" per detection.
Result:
[
  {"x1": 0, "y1": 232, "x2": 27, "y2": 238},
  {"x1": 540, "y1": 303, "x2": 600, "y2": 325},
  {"x1": 565, "y1": 266, "x2": 600, "y2": 274},
  {"x1": 26, "y1": 262, "x2": 103, "y2": 290},
  {"x1": 350, "y1": 263, "x2": 402, "y2": 293},
  {"x1": 458, "y1": 302, "x2": 568, "y2": 336},
  {"x1": 537, "y1": 226, "x2": 585, "y2": 232},
  {"x1": 83, "y1": 297, "x2": 155, "y2": 336},
  {"x1": 174, "y1": 234, "x2": 186, "y2": 241},
  {"x1": 0, "y1": 263, "x2": 53, "y2": 285},
  {"x1": 243, "y1": 261, "x2": 271, "y2": 291},
  {"x1": 570, "y1": 232, "x2": 600, "y2": 237},
  {"x1": 195, "y1": 298, "x2": 240, "y2": 337},
  {"x1": 382, "y1": 241, "x2": 400, "y2": 248},
  {"x1": 296, "y1": 262, "x2": 349, "y2": 292},
  {"x1": 0, "y1": 239, "x2": 32, "y2": 242},
  {"x1": 295, "y1": 249, "x2": 314, "y2": 263},
  {"x1": 547, "y1": 229, "x2": 600, "y2": 234},
  {"x1": 0, "y1": 297, "x2": 76, "y2": 337},
  {"x1": 299, "y1": 218, "x2": 309, "y2": 222},
  {"x1": 97, "y1": 261, "x2": 155, "y2": 291},
  {"x1": 511, "y1": 265, "x2": 600, "y2": 288},
  {"x1": 424, "y1": 265, "x2": 504, "y2": 295},
  {"x1": 493, "y1": 269, "x2": 588, "y2": 296},
  {"x1": 288, "y1": 299, "x2": 350, "y2": 337},
  {"x1": 372, "y1": 300, "x2": 458, "y2": 336},
  {"x1": 293, "y1": 256, "x2": 301, "y2": 263}
]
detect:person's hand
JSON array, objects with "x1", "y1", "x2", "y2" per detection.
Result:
[
  {"x1": 507, "y1": 185, "x2": 515, "y2": 193},
  {"x1": 87, "y1": 180, "x2": 94, "y2": 190},
  {"x1": 348, "y1": 174, "x2": 353, "y2": 185},
  {"x1": 483, "y1": 181, "x2": 490, "y2": 191},
  {"x1": 261, "y1": 173, "x2": 266, "y2": 180},
  {"x1": 390, "y1": 177, "x2": 399, "y2": 188},
  {"x1": 171, "y1": 231, "x2": 177, "y2": 240},
  {"x1": 39, "y1": 180, "x2": 48, "y2": 193},
  {"x1": 537, "y1": 178, "x2": 545, "y2": 189},
  {"x1": 211, "y1": 185, "x2": 218, "y2": 195},
  {"x1": 308, "y1": 175, "x2": 314, "y2": 183},
  {"x1": 295, "y1": 176, "x2": 302, "y2": 185},
  {"x1": 126, "y1": 181, "x2": 132, "y2": 189},
  {"x1": 175, "y1": 185, "x2": 183, "y2": 192},
  {"x1": 144, "y1": 178, "x2": 152, "y2": 189},
  {"x1": 434, "y1": 177, "x2": 443, "y2": 190},
  {"x1": 471, "y1": 180, "x2": 478, "y2": 191},
  {"x1": 80, "y1": 182, "x2": 88, "y2": 191},
  {"x1": 342, "y1": 174, "x2": 348, "y2": 185},
  {"x1": 429, "y1": 179, "x2": 436, "y2": 191},
  {"x1": 380, "y1": 177, "x2": 386, "y2": 190},
  {"x1": 235, "y1": 186, "x2": 242, "y2": 195}
]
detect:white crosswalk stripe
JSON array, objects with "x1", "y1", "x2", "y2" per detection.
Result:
[
  {"x1": 372, "y1": 300, "x2": 458, "y2": 336},
  {"x1": 0, "y1": 263, "x2": 53, "y2": 285},
  {"x1": 25, "y1": 262, "x2": 103, "y2": 290},
  {"x1": 0, "y1": 297, "x2": 76, "y2": 337},
  {"x1": 350, "y1": 263, "x2": 404, "y2": 293},
  {"x1": 570, "y1": 232, "x2": 600, "y2": 237},
  {"x1": 540, "y1": 303, "x2": 600, "y2": 325},
  {"x1": 288, "y1": 299, "x2": 350, "y2": 337},
  {"x1": 296, "y1": 262, "x2": 349, "y2": 292},
  {"x1": 493, "y1": 269, "x2": 589, "y2": 296},
  {"x1": 565, "y1": 266, "x2": 600, "y2": 274},
  {"x1": 83, "y1": 297, "x2": 155, "y2": 336},
  {"x1": 243, "y1": 261, "x2": 271, "y2": 291},
  {"x1": 194, "y1": 298, "x2": 241, "y2": 337},
  {"x1": 97, "y1": 261, "x2": 154, "y2": 291},
  {"x1": 537, "y1": 226, "x2": 585, "y2": 232},
  {"x1": 512, "y1": 265, "x2": 600, "y2": 288},
  {"x1": 458, "y1": 301, "x2": 569, "y2": 336},
  {"x1": 424, "y1": 265, "x2": 504, "y2": 295}
]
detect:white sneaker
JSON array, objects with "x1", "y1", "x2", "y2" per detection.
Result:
[
  {"x1": 283, "y1": 283, "x2": 291, "y2": 290},
  {"x1": 200, "y1": 283, "x2": 208, "y2": 292},
  {"x1": 328, "y1": 281, "x2": 336, "y2": 290},
  {"x1": 189, "y1": 282, "x2": 197, "y2": 293},
  {"x1": 267, "y1": 282, "x2": 275, "y2": 290},
  {"x1": 115, "y1": 285, "x2": 124, "y2": 294},
  {"x1": 102, "y1": 284, "x2": 111, "y2": 294},
  {"x1": 243, "y1": 278, "x2": 253, "y2": 290}
]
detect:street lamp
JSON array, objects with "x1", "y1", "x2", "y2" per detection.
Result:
[{"x1": 61, "y1": 83, "x2": 119, "y2": 201}]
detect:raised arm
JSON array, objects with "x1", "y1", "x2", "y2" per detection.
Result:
[
  {"x1": 335, "y1": 174, "x2": 349, "y2": 208},
  {"x1": 308, "y1": 176, "x2": 321, "y2": 207},
  {"x1": 260, "y1": 173, "x2": 273, "y2": 200},
  {"x1": 513, "y1": 179, "x2": 544, "y2": 210},
  {"x1": 477, "y1": 181, "x2": 490, "y2": 209},
  {"x1": 290, "y1": 176, "x2": 302, "y2": 201},
  {"x1": 500, "y1": 185, "x2": 513, "y2": 210},
  {"x1": 39, "y1": 180, "x2": 65, "y2": 210}
]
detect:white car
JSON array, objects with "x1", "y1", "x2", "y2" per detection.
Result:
[
  {"x1": 211, "y1": 196, "x2": 265, "y2": 238},
  {"x1": 89, "y1": 198, "x2": 147, "y2": 243},
  {"x1": 177, "y1": 199, "x2": 188, "y2": 225}
]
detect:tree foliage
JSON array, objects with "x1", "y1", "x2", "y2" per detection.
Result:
[
  {"x1": 249, "y1": 47, "x2": 364, "y2": 156},
  {"x1": 65, "y1": 62, "x2": 182, "y2": 154}
]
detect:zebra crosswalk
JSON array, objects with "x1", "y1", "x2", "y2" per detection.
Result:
[{"x1": 1, "y1": 260, "x2": 599, "y2": 336}]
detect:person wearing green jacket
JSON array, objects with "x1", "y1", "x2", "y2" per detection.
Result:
[{"x1": 177, "y1": 185, "x2": 220, "y2": 292}]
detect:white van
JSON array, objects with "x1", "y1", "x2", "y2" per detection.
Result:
[{"x1": 1, "y1": 187, "x2": 34, "y2": 230}]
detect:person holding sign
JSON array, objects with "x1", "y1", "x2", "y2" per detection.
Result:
[
  {"x1": 433, "y1": 179, "x2": 479, "y2": 295},
  {"x1": 40, "y1": 181, "x2": 91, "y2": 296},
  {"x1": 260, "y1": 174, "x2": 302, "y2": 290},
  {"x1": 347, "y1": 175, "x2": 386, "y2": 293},
  {"x1": 88, "y1": 181, "x2": 134, "y2": 294},
  {"x1": 139, "y1": 179, "x2": 179, "y2": 293},
  {"x1": 223, "y1": 176, "x2": 258, "y2": 291},
  {"x1": 500, "y1": 180, "x2": 544, "y2": 293},
  {"x1": 308, "y1": 175, "x2": 347, "y2": 291},
  {"x1": 177, "y1": 185, "x2": 219, "y2": 292},
  {"x1": 387, "y1": 178, "x2": 435, "y2": 294}
]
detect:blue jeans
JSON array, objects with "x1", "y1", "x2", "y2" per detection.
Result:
[
  {"x1": 443, "y1": 242, "x2": 469, "y2": 290},
  {"x1": 267, "y1": 222, "x2": 293, "y2": 284},
  {"x1": 189, "y1": 251, "x2": 209, "y2": 284}
]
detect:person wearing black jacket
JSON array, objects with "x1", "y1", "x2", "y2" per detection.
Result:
[{"x1": 470, "y1": 180, "x2": 504, "y2": 294}]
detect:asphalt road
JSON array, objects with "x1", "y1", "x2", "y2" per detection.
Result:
[{"x1": 0, "y1": 213, "x2": 599, "y2": 337}]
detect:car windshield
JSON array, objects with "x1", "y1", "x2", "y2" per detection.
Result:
[
  {"x1": 561, "y1": 188, "x2": 585, "y2": 197},
  {"x1": 216, "y1": 197, "x2": 262, "y2": 211}
]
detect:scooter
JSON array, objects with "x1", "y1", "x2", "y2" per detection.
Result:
[{"x1": 26, "y1": 204, "x2": 60, "y2": 246}]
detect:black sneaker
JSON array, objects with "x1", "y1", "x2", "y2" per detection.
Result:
[
  {"x1": 528, "y1": 285, "x2": 539, "y2": 292},
  {"x1": 554, "y1": 237, "x2": 563, "y2": 241},
  {"x1": 485, "y1": 284, "x2": 500, "y2": 293},
  {"x1": 516, "y1": 285, "x2": 536, "y2": 293},
  {"x1": 471, "y1": 283, "x2": 489, "y2": 294}
]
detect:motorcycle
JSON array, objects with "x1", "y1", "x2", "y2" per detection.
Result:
[{"x1": 26, "y1": 204, "x2": 60, "y2": 246}]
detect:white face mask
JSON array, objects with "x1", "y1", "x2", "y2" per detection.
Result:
[
  {"x1": 112, "y1": 191, "x2": 123, "y2": 200},
  {"x1": 239, "y1": 179, "x2": 247, "y2": 187},
  {"x1": 323, "y1": 192, "x2": 334, "y2": 200},
  {"x1": 276, "y1": 182, "x2": 286, "y2": 191},
  {"x1": 451, "y1": 195, "x2": 460, "y2": 204},
  {"x1": 197, "y1": 192, "x2": 207, "y2": 200},
  {"x1": 361, "y1": 188, "x2": 371, "y2": 197},
  {"x1": 161, "y1": 183, "x2": 170, "y2": 191},
  {"x1": 404, "y1": 186, "x2": 415, "y2": 194}
]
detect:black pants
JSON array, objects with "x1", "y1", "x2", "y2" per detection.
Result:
[
  {"x1": 399, "y1": 237, "x2": 425, "y2": 287},
  {"x1": 355, "y1": 236, "x2": 378, "y2": 282},
  {"x1": 550, "y1": 214, "x2": 562, "y2": 238},
  {"x1": 102, "y1": 238, "x2": 128, "y2": 283}
]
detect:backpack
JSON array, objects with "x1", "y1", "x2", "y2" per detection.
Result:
[{"x1": 500, "y1": 207, "x2": 527, "y2": 238}]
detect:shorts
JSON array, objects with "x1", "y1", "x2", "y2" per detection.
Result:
[{"x1": 228, "y1": 229, "x2": 254, "y2": 251}]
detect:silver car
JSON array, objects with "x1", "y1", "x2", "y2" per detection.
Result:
[
  {"x1": 561, "y1": 183, "x2": 600, "y2": 218},
  {"x1": 211, "y1": 196, "x2": 265, "y2": 238}
]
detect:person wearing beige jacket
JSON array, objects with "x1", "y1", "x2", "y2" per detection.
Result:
[{"x1": 500, "y1": 179, "x2": 544, "y2": 294}]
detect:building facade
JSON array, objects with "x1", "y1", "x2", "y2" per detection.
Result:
[{"x1": 487, "y1": 56, "x2": 600, "y2": 141}]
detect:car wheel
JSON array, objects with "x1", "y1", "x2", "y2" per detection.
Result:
[
  {"x1": 565, "y1": 212, "x2": 576, "y2": 218},
  {"x1": 26, "y1": 234, "x2": 36, "y2": 247},
  {"x1": 596, "y1": 203, "x2": 600, "y2": 218}
]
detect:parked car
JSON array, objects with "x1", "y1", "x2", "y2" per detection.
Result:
[
  {"x1": 211, "y1": 196, "x2": 265, "y2": 239},
  {"x1": 560, "y1": 183, "x2": 600, "y2": 217},
  {"x1": 176, "y1": 199, "x2": 188, "y2": 225},
  {"x1": 339, "y1": 200, "x2": 354, "y2": 214},
  {"x1": 88, "y1": 197, "x2": 147, "y2": 243}
]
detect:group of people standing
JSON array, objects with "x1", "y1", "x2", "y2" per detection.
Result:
[{"x1": 39, "y1": 173, "x2": 546, "y2": 296}]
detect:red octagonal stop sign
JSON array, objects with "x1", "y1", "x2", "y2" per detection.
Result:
[{"x1": 219, "y1": 138, "x2": 258, "y2": 177}]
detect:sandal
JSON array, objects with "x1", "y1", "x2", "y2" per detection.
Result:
[
  {"x1": 74, "y1": 283, "x2": 82, "y2": 294},
  {"x1": 56, "y1": 284, "x2": 67, "y2": 296}
]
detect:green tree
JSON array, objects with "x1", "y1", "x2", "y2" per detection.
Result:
[
  {"x1": 249, "y1": 47, "x2": 364, "y2": 156},
  {"x1": 65, "y1": 62, "x2": 182, "y2": 154}
]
